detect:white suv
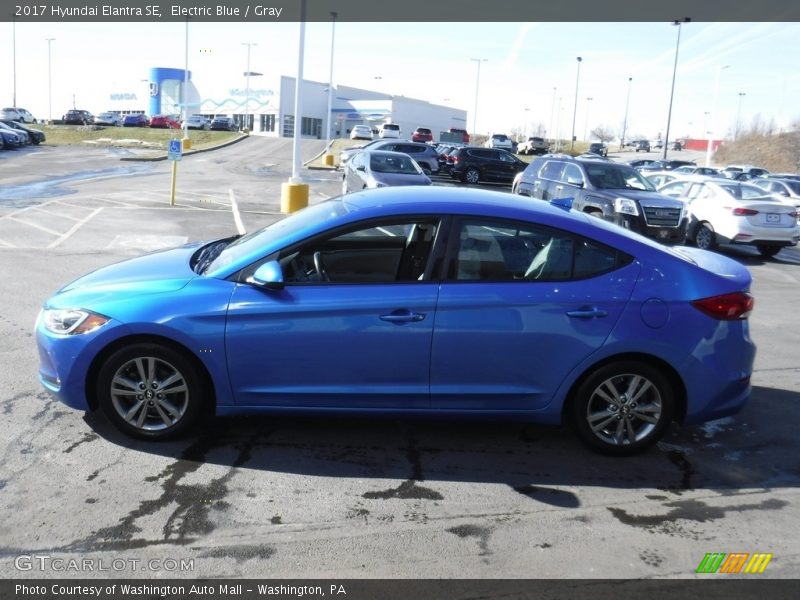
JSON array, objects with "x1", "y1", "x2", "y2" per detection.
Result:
[
  {"x1": 378, "y1": 123, "x2": 401, "y2": 138},
  {"x1": 0, "y1": 107, "x2": 36, "y2": 123},
  {"x1": 485, "y1": 134, "x2": 513, "y2": 150}
]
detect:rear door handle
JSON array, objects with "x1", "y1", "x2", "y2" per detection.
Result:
[
  {"x1": 380, "y1": 310, "x2": 426, "y2": 324},
  {"x1": 566, "y1": 308, "x2": 608, "y2": 319},
  {"x1": 555, "y1": 185, "x2": 564, "y2": 191}
]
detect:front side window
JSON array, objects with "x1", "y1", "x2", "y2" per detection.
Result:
[
  {"x1": 539, "y1": 161, "x2": 564, "y2": 181},
  {"x1": 279, "y1": 219, "x2": 440, "y2": 284},
  {"x1": 450, "y1": 219, "x2": 624, "y2": 282}
]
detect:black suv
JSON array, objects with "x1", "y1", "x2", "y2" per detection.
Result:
[
  {"x1": 62, "y1": 109, "x2": 94, "y2": 125},
  {"x1": 512, "y1": 154, "x2": 687, "y2": 243},
  {"x1": 449, "y1": 147, "x2": 527, "y2": 185},
  {"x1": 588, "y1": 142, "x2": 608, "y2": 157},
  {"x1": 634, "y1": 140, "x2": 651, "y2": 152}
]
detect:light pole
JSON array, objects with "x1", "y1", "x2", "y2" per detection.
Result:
[
  {"x1": 620, "y1": 77, "x2": 632, "y2": 149},
  {"x1": 549, "y1": 86, "x2": 557, "y2": 144},
  {"x1": 183, "y1": 20, "x2": 189, "y2": 142},
  {"x1": 570, "y1": 57, "x2": 582, "y2": 151},
  {"x1": 12, "y1": 17, "x2": 16, "y2": 107},
  {"x1": 470, "y1": 58, "x2": 487, "y2": 137},
  {"x1": 521, "y1": 107, "x2": 530, "y2": 141},
  {"x1": 663, "y1": 18, "x2": 691, "y2": 159},
  {"x1": 735, "y1": 92, "x2": 746, "y2": 140},
  {"x1": 242, "y1": 42, "x2": 257, "y2": 132},
  {"x1": 45, "y1": 38, "x2": 55, "y2": 122},
  {"x1": 705, "y1": 65, "x2": 729, "y2": 166},
  {"x1": 583, "y1": 97, "x2": 593, "y2": 141},
  {"x1": 325, "y1": 11, "x2": 337, "y2": 143}
]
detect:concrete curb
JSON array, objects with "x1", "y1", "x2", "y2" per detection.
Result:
[{"x1": 119, "y1": 133, "x2": 250, "y2": 162}]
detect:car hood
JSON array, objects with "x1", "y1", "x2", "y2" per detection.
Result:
[
  {"x1": 48, "y1": 244, "x2": 202, "y2": 308},
  {"x1": 373, "y1": 173, "x2": 432, "y2": 186}
]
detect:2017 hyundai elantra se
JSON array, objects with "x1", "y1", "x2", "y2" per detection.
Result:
[{"x1": 36, "y1": 187, "x2": 756, "y2": 455}]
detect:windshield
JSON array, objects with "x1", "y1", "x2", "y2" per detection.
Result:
[
  {"x1": 718, "y1": 183, "x2": 779, "y2": 201},
  {"x1": 586, "y1": 164, "x2": 656, "y2": 191},
  {"x1": 785, "y1": 181, "x2": 800, "y2": 195},
  {"x1": 370, "y1": 153, "x2": 421, "y2": 174},
  {"x1": 204, "y1": 200, "x2": 349, "y2": 275}
]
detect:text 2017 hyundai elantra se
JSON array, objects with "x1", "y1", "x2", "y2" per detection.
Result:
[{"x1": 36, "y1": 187, "x2": 756, "y2": 455}]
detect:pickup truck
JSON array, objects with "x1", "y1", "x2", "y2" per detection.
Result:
[{"x1": 517, "y1": 136, "x2": 550, "y2": 155}]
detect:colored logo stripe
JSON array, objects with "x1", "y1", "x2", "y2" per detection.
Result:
[
  {"x1": 696, "y1": 552, "x2": 772, "y2": 574},
  {"x1": 744, "y1": 553, "x2": 773, "y2": 574}
]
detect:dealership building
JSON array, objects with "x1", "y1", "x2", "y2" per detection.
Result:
[{"x1": 117, "y1": 67, "x2": 468, "y2": 141}]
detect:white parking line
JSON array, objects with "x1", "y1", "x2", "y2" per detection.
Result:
[
  {"x1": 47, "y1": 207, "x2": 104, "y2": 249},
  {"x1": 7, "y1": 216, "x2": 62, "y2": 236},
  {"x1": 229, "y1": 189, "x2": 246, "y2": 235}
]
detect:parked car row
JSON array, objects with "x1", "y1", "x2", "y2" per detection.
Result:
[
  {"x1": 58, "y1": 110, "x2": 230, "y2": 131},
  {"x1": 0, "y1": 120, "x2": 46, "y2": 149}
]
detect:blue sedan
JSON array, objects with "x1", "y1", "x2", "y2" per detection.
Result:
[{"x1": 35, "y1": 187, "x2": 756, "y2": 455}]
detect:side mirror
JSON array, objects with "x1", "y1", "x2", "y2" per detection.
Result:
[
  {"x1": 779, "y1": 190, "x2": 789, "y2": 196},
  {"x1": 566, "y1": 178, "x2": 584, "y2": 188},
  {"x1": 246, "y1": 260, "x2": 284, "y2": 290},
  {"x1": 356, "y1": 165, "x2": 366, "y2": 172}
]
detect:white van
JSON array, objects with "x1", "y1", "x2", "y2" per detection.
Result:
[{"x1": 378, "y1": 123, "x2": 401, "y2": 138}]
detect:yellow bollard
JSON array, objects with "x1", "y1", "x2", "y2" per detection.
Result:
[
  {"x1": 281, "y1": 182, "x2": 309, "y2": 213},
  {"x1": 182, "y1": 137, "x2": 191, "y2": 151},
  {"x1": 324, "y1": 153, "x2": 335, "y2": 167}
]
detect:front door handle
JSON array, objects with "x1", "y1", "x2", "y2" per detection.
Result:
[
  {"x1": 380, "y1": 310, "x2": 426, "y2": 324},
  {"x1": 566, "y1": 308, "x2": 608, "y2": 319}
]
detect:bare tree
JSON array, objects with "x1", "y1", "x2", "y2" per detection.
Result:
[{"x1": 590, "y1": 125, "x2": 615, "y2": 143}]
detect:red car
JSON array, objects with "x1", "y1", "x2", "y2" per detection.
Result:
[
  {"x1": 149, "y1": 114, "x2": 180, "y2": 129},
  {"x1": 411, "y1": 127, "x2": 433, "y2": 143}
]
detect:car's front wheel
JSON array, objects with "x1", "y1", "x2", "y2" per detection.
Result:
[
  {"x1": 96, "y1": 343, "x2": 204, "y2": 440},
  {"x1": 569, "y1": 361, "x2": 674, "y2": 455}
]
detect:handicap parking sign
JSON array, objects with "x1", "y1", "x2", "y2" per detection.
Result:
[{"x1": 168, "y1": 139, "x2": 182, "y2": 161}]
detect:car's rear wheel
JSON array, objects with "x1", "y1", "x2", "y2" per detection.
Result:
[
  {"x1": 756, "y1": 245, "x2": 781, "y2": 258},
  {"x1": 570, "y1": 361, "x2": 674, "y2": 456},
  {"x1": 96, "y1": 343, "x2": 204, "y2": 440},
  {"x1": 694, "y1": 222, "x2": 717, "y2": 251},
  {"x1": 464, "y1": 168, "x2": 480, "y2": 185}
]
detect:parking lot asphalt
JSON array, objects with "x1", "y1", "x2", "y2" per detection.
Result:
[{"x1": 0, "y1": 139, "x2": 798, "y2": 579}]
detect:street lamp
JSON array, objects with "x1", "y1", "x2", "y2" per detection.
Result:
[
  {"x1": 520, "y1": 107, "x2": 530, "y2": 141},
  {"x1": 45, "y1": 38, "x2": 55, "y2": 122},
  {"x1": 470, "y1": 58, "x2": 487, "y2": 137},
  {"x1": 242, "y1": 42, "x2": 257, "y2": 131},
  {"x1": 735, "y1": 92, "x2": 746, "y2": 140},
  {"x1": 663, "y1": 18, "x2": 691, "y2": 159},
  {"x1": 620, "y1": 77, "x2": 632, "y2": 149},
  {"x1": 705, "y1": 65, "x2": 729, "y2": 167},
  {"x1": 583, "y1": 97, "x2": 593, "y2": 141},
  {"x1": 12, "y1": 17, "x2": 17, "y2": 107},
  {"x1": 570, "y1": 57, "x2": 582, "y2": 151},
  {"x1": 325, "y1": 11, "x2": 337, "y2": 143},
  {"x1": 549, "y1": 87, "x2": 557, "y2": 144}
]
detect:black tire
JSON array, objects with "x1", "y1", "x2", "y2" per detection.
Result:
[
  {"x1": 464, "y1": 167, "x2": 480, "y2": 185},
  {"x1": 756, "y1": 245, "x2": 781, "y2": 258},
  {"x1": 694, "y1": 222, "x2": 717, "y2": 251},
  {"x1": 96, "y1": 343, "x2": 205, "y2": 440},
  {"x1": 569, "y1": 360, "x2": 674, "y2": 456}
]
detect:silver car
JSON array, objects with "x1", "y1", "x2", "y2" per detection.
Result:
[
  {"x1": 342, "y1": 150, "x2": 431, "y2": 194},
  {"x1": 94, "y1": 112, "x2": 122, "y2": 126}
]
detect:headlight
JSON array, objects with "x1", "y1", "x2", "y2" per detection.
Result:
[
  {"x1": 614, "y1": 197, "x2": 640, "y2": 216},
  {"x1": 42, "y1": 308, "x2": 109, "y2": 335}
]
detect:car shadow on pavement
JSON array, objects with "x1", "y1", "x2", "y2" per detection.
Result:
[{"x1": 82, "y1": 384, "x2": 800, "y2": 500}]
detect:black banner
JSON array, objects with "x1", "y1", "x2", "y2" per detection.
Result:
[
  {"x1": 4, "y1": 0, "x2": 800, "y2": 22},
  {"x1": 3, "y1": 579, "x2": 800, "y2": 600}
]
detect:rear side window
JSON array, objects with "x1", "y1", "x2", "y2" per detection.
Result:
[
  {"x1": 540, "y1": 161, "x2": 564, "y2": 181},
  {"x1": 450, "y1": 219, "x2": 629, "y2": 282}
]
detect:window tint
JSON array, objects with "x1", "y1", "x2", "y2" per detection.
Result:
[
  {"x1": 540, "y1": 161, "x2": 564, "y2": 181},
  {"x1": 279, "y1": 219, "x2": 439, "y2": 284},
  {"x1": 451, "y1": 220, "x2": 624, "y2": 282},
  {"x1": 562, "y1": 163, "x2": 584, "y2": 186}
]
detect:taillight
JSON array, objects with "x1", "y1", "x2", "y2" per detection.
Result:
[
  {"x1": 452, "y1": 155, "x2": 460, "y2": 164},
  {"x1": 732, "y1": 208, "x2": 758, "y2": 216},
  {"x1": 691, "y1": 292, "x2": 754, "y2": 320}
]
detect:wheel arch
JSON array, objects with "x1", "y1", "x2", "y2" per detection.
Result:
[
  {"x1": 561, "y1": 352, "x2": 687, "y2": 424},
  {"x1": 84, "y1": 334, "x2": 217, "y2": 415}
]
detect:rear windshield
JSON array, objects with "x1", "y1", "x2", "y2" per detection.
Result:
[{"x1": 383, "y1": 124, "x2": 400, "y2": 131}]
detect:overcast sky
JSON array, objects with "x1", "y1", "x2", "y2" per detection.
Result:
[{"x1": 3, "y1": 20, "x2": 799, "y2": 140}]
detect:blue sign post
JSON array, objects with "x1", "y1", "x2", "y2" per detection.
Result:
[
  {"x1": 168, "y1": 139, "x2": 182, "y2": 206},
  {"x1": 168, "y1": 139, "x2": 183, "y2": 161}
]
